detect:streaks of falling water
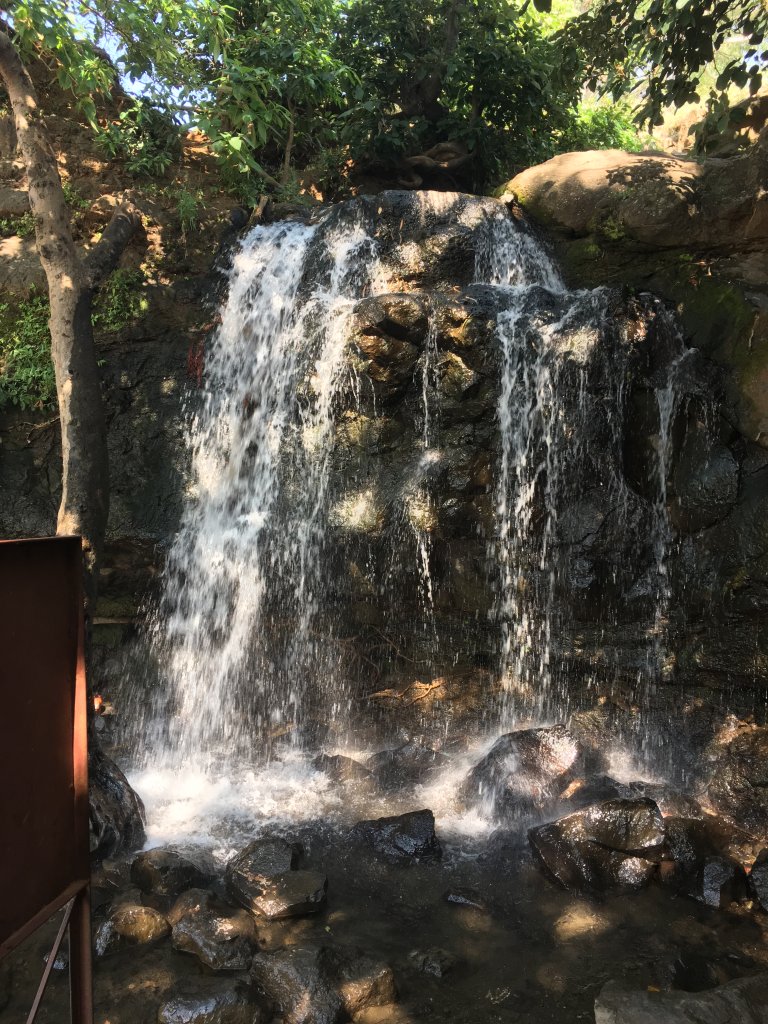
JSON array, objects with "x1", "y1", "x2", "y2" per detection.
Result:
[{"x1": 141, "y1": 213, "x2": 387, "y2": 769}]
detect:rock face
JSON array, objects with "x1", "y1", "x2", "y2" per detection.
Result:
[
  {"x1": 351, "y1": 809, "x2": 442, "y2": 863},
  {"x1": 703, "y1": 725, "x2": 768, "y2": 839},
  {"x1": 750, "y1": 849, "x2": 768, "y2": 911},
  {"x1": 88, "y1": 744, "x2": 146, "y2": 860},
  {"x1": 529, "y1": 799, "x2": 664, "y2": 893},
  {"x1": 595, "y1": 974, "x2": 768, "y2": 1024}
]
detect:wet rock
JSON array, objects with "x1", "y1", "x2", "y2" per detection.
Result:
[
  {"x1": 248, "y1": 870, "x2": 328, "y2": 919},
  {"x1": 94, "y1": 903, "x2": 170, "y2": 957},
  {"x1": 172, "y1": 893, "x2": 258, "y2": 971},
  {"x1": 595, "y1": 973, "x2": 768, "y2": 1023},
  {"x1": 366, "y1": 742, "x2": 447, "y2": 790},
  {"x1": 312, "y1": 753, "x2": 375, "y2": 787},
  {"x1": 528, "y1": 799, "x2": 664, "y2": 893},
  {"x1": 749, "y1": 849, "x2": 768, "y2": 911},
  {"x1": 89, "y1": 744, "x2": 146, "y2": 860},
  {"x1": 320, "y1": 947, "x2": 397, "y2": 1015},
  {"x1": 354, "y1": 294, "x2": 428, "y2": 343},
  {"x1": 168, "y1": 888, "x2": 214, "y2": 926},
  {"x1": 625, "y1": 783, "x2": 704, "y2": 820},
  {"x1": 408, "y1": 948, "x2": 457, "y2": 977},
  {"x1": 703, "y1": 725, "x2": 768, "y2": 839},
  {"x1": 443, "y1": 888, "x2": 489, "y2": 912},
  {"x1": 157, "y1": 977, "x2": 264, "y2": 1024},
  {"x1": 688, "y1": 857, "x2": 746, "y2": 909},
  {"x1": 225, "y1": 837, "x2": 301, "y2": 912},
  {"x1": 251, "y1": 947, "x2": 343, "y2": 1024},
  {"x1": 131, "y1": 848, "x2": 212, "y2": 897},
  {"x1": 661, "y1": 818, "x2": 715, "y2": 884},
  {"x1": 463, "y1": 725, "x2": 582, "y2": 819},
  {"x1": 351, "y1": 809, "x2": 441, "y2": 863}
]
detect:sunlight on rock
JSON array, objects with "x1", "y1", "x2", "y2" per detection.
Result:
[
  {"x1": 331, "y1": 488, "x2": 383, "y2": 533},
  {"x1": 554, "y1": 902, "x2": 610, "y2": 942}
]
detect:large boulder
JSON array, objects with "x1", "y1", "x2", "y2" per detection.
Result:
[
  {"x1": 131, "y1": 848, "x2": 212, "y2": 897},
  {"x1": 595, "y1": 974, "x2": 768, "y2": 1023},
  {"x1": 528, "y1": 798, "x2": 664, "y2": 893},
  {"x1": 94, "y1": 903, "x2": 170, "y2": 958},
  {"x1": 171, "y1": 892, "x2": 258, "y2": 971},
  {"x1": 89, "y1": 745, "x2": 146, "y2": 860},
  {"x1": 366, "y1": 741, "x2": 448, "y2": 790},
  {"x1": 157, "y1": 977, "x2": 265, "y2": 1024},
  {"x1": 225, "y1": 837, "x2": 301, "y2": 911},
  {"x1": 246, "y1": 871, "x2": 328, "y2": 920},
  {"x1": 702, "y1": 724, "x2": 768, "y2": 839},
  {"x1": 251, "y1": 947, "x2": 343, "y2": 1024}
]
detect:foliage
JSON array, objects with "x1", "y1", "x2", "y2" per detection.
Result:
[
  {"x1": 0, "y1": 211, "x2": 35, "y2": 237},
  {"x1": 62, "y1": 180, "x2": 90, "y2": 209},
  {"x1": 93, "y1": 268, "x2": 148, "y2": 332},
  {"x1": 556, "y1": 102, "x2": 652, "y2": 153},
  {"x1": 566, "y1": 1, "x2": 767, "y2": 127},
  {"x1": 0, "y1": 293, "x2": 56, "y2": 409},
  {"x1": 94, "y1": 98, "x2": 182, "y2": 176}
]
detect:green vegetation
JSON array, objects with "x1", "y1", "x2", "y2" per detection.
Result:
[
  {"x1": 93, "y1": 268, "x2": 149, "y2": 333},
  {"x1": 0, "y1": 294, "x2": 56, "y2": 410},
  {"x1": 0, "y1": 211, "x2": 35, "y2": 237}
]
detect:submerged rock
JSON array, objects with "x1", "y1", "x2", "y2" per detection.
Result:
[
  {"x1": 595, "y1": 973, "x2": 768, "y2": 1023},
  {"x1": 443, "y1": 888, "x2": 489, "y2": 912},
  {"x1": 320, "y1": 947, "x2": 397, "y2": 1016},
  {"x1": 408, "y1": 948, "x2": 457, "y2": 977},
  {"x1": 131, "y1": 848, "x2": 212, "y2": 897},
  {"x1": 251, "y1": 947, "x2": 343, "y2": 1024},
  {"x1": 463, "y1": 725, "x2": 582, "y2": 820},
  {"x1": 247, "y1": 870, "x2": 328, "y2": 919},
  {"x1": 351, "y1": 809, "x2": 442, "y2": 863},
  {"x1": 157, "y1": 977, "x2": 264, "y2": 1024},
  {"x1": 172, "y1": 893, "x2": 258, "y2": 971},
  {"x1": 529, "y1": 798, "x2": 664, "y2": 893},
  {"x1": 225, "y1": 837, "x2": 301, "y2": 911},
  {"x1": 94, "y1": 903, "x2": 170, "y2": 958}
]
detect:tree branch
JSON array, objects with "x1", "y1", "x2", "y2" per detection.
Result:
[{"x1": 85, "y1": 201, "x2": 143, "y2": 289}]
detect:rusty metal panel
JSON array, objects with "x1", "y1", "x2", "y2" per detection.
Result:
[{"x1": 0, "y1": 537, "x2": 90, "y2": 958}]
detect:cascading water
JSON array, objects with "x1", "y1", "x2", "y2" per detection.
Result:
[{"x1": 127, "y1": 191, "x2": 688, "y2": 848}]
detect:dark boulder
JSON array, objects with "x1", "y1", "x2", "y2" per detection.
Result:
[
  {"x1": 312, "y1": 753, "x2": 375, "y2": 788},
  {"x1": 688, "y1": 857, "x2": 747, "y2": 909},
  {"x1": 660, "y1": 817, "x2": 715, "y2": 885},
  {"x1": 463, "y1": 725, "x2": 582, "y2": 820},
  {"x1": 172, "y1": 893, "x2": 258, "y2": 971},
  {"x1": 89, "y1": 744, "x2": 146, "y2": 860},
  {"x1": 94, "y1": 903, "x2": 170, "y2": 958},
  {"x1": 351, "y1": 809, "x2": 441, "y2": 863},
  {"x1": 157, "y1": 977, "x2": 265, "y2": 1024},
  {"x1": 251, "y1": 947, "x2": 343, "y2": 1024},
  {"x1": 131, "y1": 848, "x2": 212, "y2": 897},
  {"x1": 408, "y1": 948, "x2": 457, "y2": 977},
  {"x1": 625, "y1": 783, "x2": 704, "y2": 820},
  {"x1": 749, "y1": 849, "x2": 768, "y2": 912},
  {"x1": 528, "y1": 798, "x2": 664, "y2": 893},
  {"x1": 247, "y1": 871, "x2": 328, "y2": 920},
  {"x1": 168, "y1": 888, "x2": 212, "y2": 926},
  {"x1": 366, "y1": 742, "x2": 448, "y2": 790},
  {"x1": 703, "y1": 725, "x2": 768, "y2": 839},
  {"x1": 225, "y1": 837, "x2": 301, "y2": 912}
]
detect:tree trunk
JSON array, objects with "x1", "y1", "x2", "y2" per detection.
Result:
[{"x1": 0, "y1": 27, "x2": 139, "y2": 608}]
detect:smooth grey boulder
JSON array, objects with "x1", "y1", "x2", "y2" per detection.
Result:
[
  {"x1": 251, "y1": 947, "x2": 343, "y2": 1024},
  {"x1": 131, "y1": 848, "x2": 212, "y2": 897},
  {"x1": 248, "y1": 870, "x2": 328, "y2": 920},
  {"x1": 156, "y1": 977, "x2": 264, "y2": 1024},
  {"x1": 351, "y1": 809, "x2": 442, "y2": 863},
  {"x1": 94, "y1": 903, "x2": 170, "y2": 958},
  {"x1": 225, "y1": 837, "x2": 301, "y2": 912},
  {"x1": 595, "y1": 974, "x2": 768, "y2": 1023},
  {"x1": 172, "y1": 893, "x2": 258, "y2": 971}
]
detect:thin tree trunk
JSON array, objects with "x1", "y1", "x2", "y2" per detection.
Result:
[{"x1": 0, "y1": 27, "x2": 139, "y2": 608}]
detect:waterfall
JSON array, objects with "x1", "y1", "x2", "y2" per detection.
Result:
[{"x1": 128, "y1": 191, "x2": 685, "y2": 846}]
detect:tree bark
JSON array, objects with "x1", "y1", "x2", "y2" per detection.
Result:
[{"x1": 0, "y1": 27, "x2": 140, "y2": 607}]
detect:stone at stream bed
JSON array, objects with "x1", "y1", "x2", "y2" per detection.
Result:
[
  {"x1": 251, "y1": 947, "x2": 343, "y2": 1024},
  {"x1": 247, "y1": 870, "x2": 328, "y2": 919},
  {"x1": 443, "y1": 888, "x2": 489, "y2": 912},
  {"x1": 594, "y1": 973, "x2": 768, "y2": 1023},
  {"x1": 225, "y1": 837, "x2": 301, "y2": 911},
  {"x1": 749, "y1": 849, "x2": 768, "y2": 911},
  {"x1": 131, "y1": 848, "x2": 212, "y2": 897},
  {"x1": 408, "y1": 948, "x2": 457, "y2": 977},
  {"x1": 94, "y1": 903, "x2": 171, "y2": 957},
  {"x1": 463, "y1": 725, "x2": 582, "y2": 820},
  {"x1": 172, "y1": 893, "x2": 258, "y2": 971},
  {"x1": 625, "y1": 783, "x2": 704, "y2": 820},
  {"x1": 528, "y1": 798, "x2": 664, "y2": 893},
  {"x1": 688, "y1": 857, "x2": 746, "y2": 909},
  {"x1": 312, "y1": 753, "x2": 375, "y2": 787},
  {"x1": 660, "y1": 818, "x2": 715, "y2": 885},
  {"x1": 351, "y1": 809, "x2": 442, "y2": 863},
  {"x1": 157, "y1": 977, "x2": 265, "y2": 1024},
  {"x1": 703, "y1": 725, "x2": 768, "y2": 839},
  {"x1": 366, "y1": 741, "x2": 448, "y2": 790},
  {"x1": 320, "y1": 947, "x2": 397, "y2": 1016}
]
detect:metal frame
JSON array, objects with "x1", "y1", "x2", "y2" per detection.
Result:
[{"x1": 0, "y1": 537, "x2": 93, "y2": 1024}]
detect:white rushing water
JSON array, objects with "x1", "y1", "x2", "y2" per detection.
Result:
[{"x1": 129, "y1": 194, "x2": 680, "y2": 848}]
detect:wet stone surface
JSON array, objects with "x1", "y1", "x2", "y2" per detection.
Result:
[
  {"x1": 171, "y1": 893, "x2": 258, "y2": 971},
  {"x1": 351, "y1": 809, "x2": 442, "y2": 863},
  {"x1": 156, "y1": 976, "x2": 264, "y2": 1024},
  {"x1": 131, "y1": 848, "x2": 212, "y2": 897},
  {"x1": 94, "y1": 903, "x2": 171, "y2": 958}
]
